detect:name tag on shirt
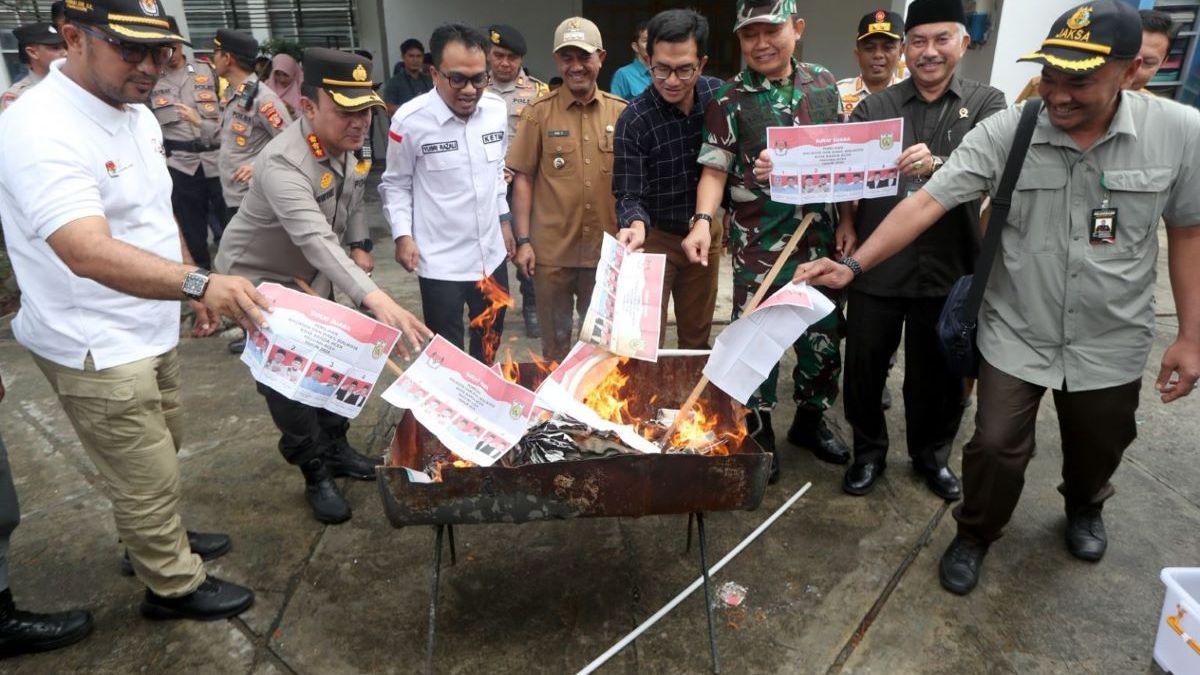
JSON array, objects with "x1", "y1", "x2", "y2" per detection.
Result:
[
  {"x1": 421, "y1": 141, "x2": 459, "y2": 154},
  {"x1": 1090, "y1": 207, "x2": 1118, "y2": 245},
  {"x1": 548, "y1": 130, "x2": 570, "y2": 137},
  {"x1": 482, "y1": 132, "x2": 503, "y2": 145}
]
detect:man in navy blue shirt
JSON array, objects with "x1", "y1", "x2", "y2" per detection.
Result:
[{"x1": 612, "y1": 8, "x2": 722, "y2": 349}]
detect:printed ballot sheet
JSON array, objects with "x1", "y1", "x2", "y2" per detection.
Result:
[
  {"x1": 580, "y1": 233, "x2": 666, "y2": 362},
  {"x1": 241, "y1": 283, "x2": 401, "y2": 419},
  {"x1": 703, "y1": 282, "x2": 836, "y2": 405},
  {"x1": 381, "y1": 335, "x2": 537, "y2": 467},
  {"x1": 767, "y1": 118, "x2": 904, "y2": 205}
]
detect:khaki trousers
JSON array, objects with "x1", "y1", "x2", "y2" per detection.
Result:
[
  {"x1": 34, "y1": 350, "x2": 204, "y2": 597},
  {"x1": 643, "y1": 224, "x2": 721, "y2": 350},
  {"x1": 533, "y1": 265, "x2": 597, "y2": 364}
]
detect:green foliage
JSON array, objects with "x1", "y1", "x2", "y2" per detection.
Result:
[{"x1": 260, "y1": 38, "x2": 304, "y2": 62}]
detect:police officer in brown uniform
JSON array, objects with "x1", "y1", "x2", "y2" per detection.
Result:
[
  {"x1": 486, "y1": 23, "x2": 548, "y2": 337},
  {"x1": 212, "y1": 28, "x2": 291, "y2": 213},
  {"x1": 0, "y1": 23, "x2": 66, "y2": 112},
  {"x1": 149, "y1": 18, "x2": 226, "y2": 268},
  {"x1": 215, "y1": 48, "x2": 430, "y2": 524}
]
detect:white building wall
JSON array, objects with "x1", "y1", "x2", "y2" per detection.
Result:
[{"x1": 985, "y1": 0, "x2": 1087, "y2": 102}]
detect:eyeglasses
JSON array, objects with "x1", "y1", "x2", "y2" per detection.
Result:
[
  {"x1": 78, "y1": 24, "x2": 175, "y2": 66},
  {"x1": 650, "y1": 63, "x2": 699, "y2": 81},
  {"x1": 438, "y1": 69, "x2": 488, "y2": 89}
]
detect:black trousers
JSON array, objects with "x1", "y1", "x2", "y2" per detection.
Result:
[
  {"x1": 418, "y1": 262, "x2": 509, "y2": 363},
  {"x1": 169, "y1": 165, "x2": 228, "y2": 269},
  {"x1": 256, "y1": 382, "x2": 349, "y2": 466},
  {"x1": 843, "y1": 290, "x2": 964, "y2": 469}
]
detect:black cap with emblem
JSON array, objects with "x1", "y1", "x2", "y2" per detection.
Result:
[
  {"x1": 63, "y1": 0, "x2": 184, "y2": 43},
  {"x1": 213, "y1": 28, "x2": 257, "y2": 62},
  {"x1": 486, "y1": 24, "x2": 527, "y2": 56},
  {"x1": 13, "y1": 22, "x2": 64, "y2": 47},
  {"x1": 302, "y1": 47, "x2": 384, "y2": 112},
  {"x1": 1018, "y1": 0, "x2": 1142, "y2": 74},
  {"x1": 857, "y1": 9, "x2": 903, "y2": 40},
  {"x1": 904, "y1": 0, "x2": 966, "y2": 33}
]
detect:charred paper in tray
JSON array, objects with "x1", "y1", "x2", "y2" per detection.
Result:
[{"x1": 502, "y1": 415, "x2": 641, "y2": 466}]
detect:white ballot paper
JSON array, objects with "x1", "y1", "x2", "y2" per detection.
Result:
[
  {"x1": 242, "y1": 283, "x2": 401, "y2": 419},
  {"x1": 381, "y1": 335, "x2": 537, "y2": 467},
  {"x1": 580, "y1": 233, "x2": 666, "y2": 362},
  {"x1": 703, "y1": 282, "x2": 836, "y2": 405},
  {"x1": 767, "y1": 118, "x2": 904, "y2": 205},
  {"x1": 534, "y1": 342, "x2": 661, "y2": 454}
]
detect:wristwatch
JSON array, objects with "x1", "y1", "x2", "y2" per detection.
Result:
[
  {"x1": 515, "y1": 236, "x2": 532, "y2": 247},
  {"x1": 348, "y1": 239, "x2": 374, "y2": 252},
  {"x1": 840, "y1": 256, "x2": 863, "y2": 278},
  {"x1": 182, "y1": 268, "x2": 210, "y2": 300},
  {"x1": 930, "y1": 156, "x2": 945, "y2": 174},
  {"x1": 689, "y1": 213, "x2": 713, "y2": 230}
]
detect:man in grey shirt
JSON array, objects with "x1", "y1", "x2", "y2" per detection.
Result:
[{"x1": 795, "y1": 0, "x2": 1200, "y2": 595}]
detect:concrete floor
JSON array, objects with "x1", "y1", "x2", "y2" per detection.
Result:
[{"x1": 0, "y1": 180, "x2": 1196, "y2": 674}]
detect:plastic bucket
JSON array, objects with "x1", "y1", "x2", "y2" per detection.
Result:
[{"x1": 1154, "y1": 568, "x2": 1200, "y2": 674}]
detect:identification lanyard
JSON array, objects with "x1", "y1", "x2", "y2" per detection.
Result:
[
  {"x1": 906, "y1": 96, "x2": 954, "y2": 197},
  {"x1": 1090, "y1": 174, "x2": 1117, "y2": 245}
]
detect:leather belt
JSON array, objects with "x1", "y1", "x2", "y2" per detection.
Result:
[{"x1": 163, "y1": 139, "x2": 220, "y2": 155}]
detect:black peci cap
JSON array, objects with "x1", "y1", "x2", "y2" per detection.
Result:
[
  {"x1": 1018, "y1": 0, "x2": 1142, "y2": 74},
  {"x1": 13, "y1": 22, "x2": 64, "y2": 46},
  {"x1": 486, "y1": 24, "x2": 527, "y2": 56},
  {"x1": 302, "y1": 47, "x2": 384, "y2": 111},
  {"x1": 905, "y1": 0, "x2": 966, "y2": 33},
  {"x1": 858, "y1": 9, "x2": 903, "y2": 41},
  {"x1": 64, "y1": 0, "x2": 184, "y2": 43},
  {"x1": 213, "y1": 28, "x2": 257, "y2": 62}
]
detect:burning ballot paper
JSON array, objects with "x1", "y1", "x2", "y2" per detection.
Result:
[
  {"x1": 381, "y1": 335, "x2": 537, "y2": 467},
  {"x1": 767, "y1": 118, "x2": 905, "y2": 206},
  {"x1": 241, "y1": 283, "x2": 401, "y2": 419},
  {"x1": 579, "y1": 233, "x2": 666, "y2": 362},
  {"x1": 704, "y1": 282, "x2": 836, "y2": 405}
]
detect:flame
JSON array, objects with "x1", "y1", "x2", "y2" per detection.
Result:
[
  {"x1": 469, "y1": 275, "x2": 515, "y2": 364},
  {"x1": 429, "y1": 457, "x2": 477, "y2": 482},
  {"x1": 582, "y1": 359, "x2": 632, "y2": 424},
  {"x1": 499, "y1": 347, "x2": 521, "y2": 383},
  {"x1": 669, "y1": 405, "x2": 722, "y2": 452}
]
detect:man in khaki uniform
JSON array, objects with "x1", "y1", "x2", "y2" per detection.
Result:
[
  {"x1": 508, "y1": 17, "x2": 627, "y2": 362},
  {"x1": 215, "y1": 48, "x2": 431, "y2": 525},
  {"x1": 150, "y1": 19, "x2": 225, "y2": 268},
  {"x1": 486, "y1": 23, "x2": 548, "y2": 338},
  {"x1": 0, "y1": 22, "x2": 65, "y2": 112},
  {"x1": 212, "y1": 28, "x2": 290, "y2": 212}
]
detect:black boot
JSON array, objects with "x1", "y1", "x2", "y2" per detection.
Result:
[
  {"x1": 120, "y1": 530, "x2": 232, "y2": 576},
  {"x1": 938, "y1": 536, "x2": 989, "y2": 595},
  {"x1": 140, "y1": 575, "x2": 254, "y2": 621},
  {"x1": 1065, "y1": 506, "x2": 1107, "y2": 562},
  {"x1": 523, "y1": 304, "x2": 540, "y2": 339},
  {"x1": 787, "y1": 408, "x2": 850, "y2": 464},
  {"x1": 323, "y1": 439, "x2": 381, "y2": 481},
  {"x1": 745, "y1": 410, "x2": 779, "y2": 484},
  {"x1": 0, "y1": 588, "x2": 93, "y2": 657},
  {"x1": 300, "y1": 459, "x2": 352, "y2": 524}
]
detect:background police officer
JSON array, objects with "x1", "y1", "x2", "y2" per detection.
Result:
[{"x1": 1, "y1": 23, "x2": 66, "y2": 112}]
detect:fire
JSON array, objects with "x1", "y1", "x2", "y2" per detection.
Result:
[
  {"x1": 526, "y1": 350, "x2": 559, "y2": 376},
  {"x1": 469, "y1": 275, "x2": 515, "y2": 364},
  {"x1": 499, "y1": 347, "x2": 521, "y2": 383},
  {"x1": 429, "y1": 457, "x2": 477, "y2": 481},
  {"x1": 582, "y1": 359, "x2": 632, "y2": 424}
]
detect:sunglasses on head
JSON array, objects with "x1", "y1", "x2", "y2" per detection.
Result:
[{"x1": 77, "y1": 24, "x2": 175, "y2": 66}]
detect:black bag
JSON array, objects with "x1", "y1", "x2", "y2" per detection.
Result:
[{"x1": 936, "y1": 99, "x2": 1042, "y2": 378}]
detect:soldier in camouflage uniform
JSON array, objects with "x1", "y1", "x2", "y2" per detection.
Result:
[{"x1": 687, "y1": 0, "x2": 849, "y2": 482}]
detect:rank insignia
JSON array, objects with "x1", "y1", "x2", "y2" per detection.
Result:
[
  {"x1": 261, "y1": 101, "x2": 284, "y2": 129},
  {"x1": 355, "y1": 160, "x2": 370, "y2": 176},
  {"x1": 236, "y1": 136, "x2": 247, "y2": 147},
  {"x1": 195, "y1": 75, "x2": 210, "y2": 84},
  {"x1": 307, "y1": 133, "x2": 326, "y2": 159},
  {"x1": 154, "y1": 96, "x2": 169, "y2": 107},
  {"x1": 320, "y1": 172, "x2": 333, "y2": 189},
  {"x1": 232, "y1": 121, "x2": 247, "y2": 133}
]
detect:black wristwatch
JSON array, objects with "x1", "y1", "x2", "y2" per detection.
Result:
[
  {"x1": 348, "y1": 239, "x2": 374, "y2": 252},
  {"x1": 182, "y1": 268, "x2": 210, "y2": 300},
  {"x1": 689, "y1": 213, "x2": 713, "y2": 230},
  {"x1": 515, "y1": 236, "x2": 532, "y2": 247},
  {"x1": 840, "y1": 256, "x2": 864, "y2": 278}
]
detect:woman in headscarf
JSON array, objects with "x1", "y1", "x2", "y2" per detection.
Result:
[{"x1": 266, "y1": 53, "x2": 302, "y2": 117}]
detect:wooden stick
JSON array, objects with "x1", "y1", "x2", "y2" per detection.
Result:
[
  {"x1": 659, "y1": 213, "x2": 817, "y2": 447},
  {"x1": 293, "y1": 277, "x2": 405, "y2": 377}
]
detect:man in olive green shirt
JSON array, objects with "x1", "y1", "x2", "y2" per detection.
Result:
[{"x1": 795, "y1": 0, "x2": 1200, "y2": 596}]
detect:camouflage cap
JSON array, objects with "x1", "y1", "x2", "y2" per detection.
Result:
[{"x1": 734, "y1": 0, "x2": 797, "y2": 32}]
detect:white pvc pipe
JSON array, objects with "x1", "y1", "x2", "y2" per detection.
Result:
[
  {"x1": 658, "y1": 349, "x2": 713, "y2": 357},
  {"x1": 575, "y1": 482, "x2": 813, "y2": 675}
]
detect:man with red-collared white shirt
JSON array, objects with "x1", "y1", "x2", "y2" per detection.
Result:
[
  {"x1": 380, "y1": 23, "x2": 512, "y2": 364},
  {"x1": 836, "y1": 9, "x2": 908, "y2": 122}
]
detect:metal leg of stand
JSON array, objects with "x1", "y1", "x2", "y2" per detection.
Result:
[
  {"x1": 685, "y1": 512, "x2": 695, "y2": 554},
  {"x1": 447, "y1": 524, "x2": 457, "y2": 566},
  {"x1": 696, "y1": 512, "x2": 720, "y2": 674},
  {"x1": 426, "y1": 525, "x2": 444, "y2": 675}
]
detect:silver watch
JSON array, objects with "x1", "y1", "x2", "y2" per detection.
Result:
[{"x1": 182, "y1": 269, "x2": 210, "y2": 300}]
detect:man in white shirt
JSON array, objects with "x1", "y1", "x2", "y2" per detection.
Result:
[
  {"x1": 381, "y1": 23, "x2": 513, "y2": 364},
  {"x1": 0, "y1": 0, "x2": 270, "y2": 625}
]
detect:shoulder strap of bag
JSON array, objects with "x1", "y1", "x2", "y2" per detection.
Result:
[{"x1": 964, "y1": 98, "x2": 1043, "y2": 321}]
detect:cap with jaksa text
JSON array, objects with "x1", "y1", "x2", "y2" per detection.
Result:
[{"x1": 1018, "y1": 0, "x2": 1142, "y2": 74}]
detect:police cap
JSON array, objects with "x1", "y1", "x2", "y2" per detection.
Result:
[
  {"x1": 486, "y1": 24, "x2": 527, "y2": 56},
  {"x1": 302, "y1": 47, "x2": 385, "y2": 112}
]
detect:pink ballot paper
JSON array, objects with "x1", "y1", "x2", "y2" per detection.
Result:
[
  {"x1": 703, "y1": 282, "x2": 836, "y2": 405},
  {"x1": 241, "y1": 283, "x2": 401, "y2": 419},
  {"x1": 580, "y1": 233, "x2": 666, "y2": 362},
  {"x1": 381, "y1": 335, "x2": 537, "y2": 467},
  {"x1": 767, "y1": 118, "x2": 905, "y2": 205}
]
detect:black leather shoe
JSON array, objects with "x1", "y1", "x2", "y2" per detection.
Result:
[
  {"x1": 787, "y1": 411, "x2": 850, "y2": 465},
  {"x1": 843, "y1": 461, "x2": 886, "y2": 496},
  {"x1": 0, "y1": 589, "x2": 93, "y2": 657},
  {"x1": 120, "y1": 531, "x2": 232, "y2": 576},
  {"x1": 323, "y1": 440, "x2": 381, "y2": 481},
  {"x1": 745, "y1": 410, "x2": 778, "y2": 484},
  {"x1": 1065, "y1": 507, "x2": 1107, "y2": 562},
  {"x1": 914, "y1": 464, "x2": 962, "y2": 501},
  {"x1": 938, "y1": 536, "x2": 989, "y2": 595},
  {"x1": 140, "y1": 575, "x2": 254, "y2": 621},
  {"x1": 523, "y1": 306, "x2": 540, "y2": 339},
  {"x1": 227, "y1": 337, "x2": 245, "y2": 354},
  {"x1": 301, "y1": 459, "x2": 352, "y2": 524}
]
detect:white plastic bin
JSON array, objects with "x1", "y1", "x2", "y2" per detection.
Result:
[{"x1": 1155, "y1": 568, "x2": 1200, "y2": 674}]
